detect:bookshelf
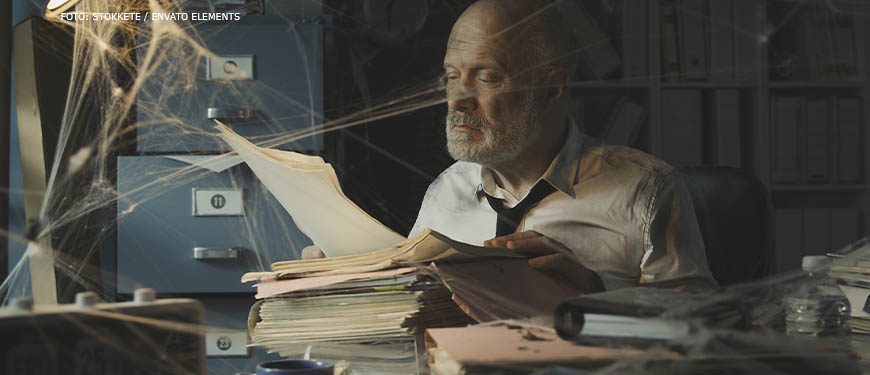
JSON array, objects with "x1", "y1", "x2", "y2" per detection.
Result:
[{"x1": 568, "y1": 0, "x2": 869, "y2": 273}]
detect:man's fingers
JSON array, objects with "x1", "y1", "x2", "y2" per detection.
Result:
[
  {"x1": 504, "y1": 237, "x2": 556, "y2": 256},
  {"x1": 508, "y1": 234, "x2": 571, "y2": 257},
  {"x1": 484, "y1": 230, "x2": 541, "y2": 247},
  {"x1": 301, "y1": 245, "x2": 325, "y2": 259},
  {"x1": 499, "y1": 230, "x2": 541, "y2": 241}
]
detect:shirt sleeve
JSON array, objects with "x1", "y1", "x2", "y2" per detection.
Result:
[{"x1": 637, "y1": 171, "x2": 718, "y2": 291}]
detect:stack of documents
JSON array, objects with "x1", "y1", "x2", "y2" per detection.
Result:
[
  {"x1": 246, "y1": 267, "x2": 472, "y2": 374},
  {"x1": 830, "y1": 238, "x2": 870, "y2": 335}
]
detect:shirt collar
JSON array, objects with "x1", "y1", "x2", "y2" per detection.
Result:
[{"x1": 476, "y1": 121, "x2": 583, "y2": 201}]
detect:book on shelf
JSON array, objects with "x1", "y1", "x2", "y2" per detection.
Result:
[
  {"x1": 660, "y1": 0, "x2": 681, "y2": 80},
  {"x1": 708, "y1": 0, "x2": 734, "y2": 81},
  {"x1": 732, "y1": 0, "x2": 759, "y2": 82},
  {"x1": 660, "y1": 0, "x2": 755, "y2": 81},
  {"x1": 678, "y1": 0, "x2": 709, "y2": 80},
  {"x1": 710, "y1": 89, "x2": 741, "y2": 167},
  {"x1": 602, "y1": 98, "x2": 645, "y2": 146},
  {"x1": 768, "y1": 2, "x2": 859, "y2": 81},
  {"x1": 660, "y1": 90, "x2": 702, "y2": 166},
  {"x1": 771, "y1": 96, "x2": 801, "y2": 183},
  {"x1": 770, "y1": 95, "x2": 864, "y2": 185},
  {"x1": 803, "y1": 97, "x2": 830, "y2": 183},
  {"x1": 837, "y1": 97, "x2": 863, "y2": 183},
  {"x1": 808, "y1": 5, "x2": 838, "y2": 81},
  {"x1": 558, "y1": 0, "x2": 621, "y2": 80},
  {"x1": 620, "y1": 0, "x2": 648, "y2": 78},
  {"x1": 832, "y1": 12, "x2": 859, "y2": 78}
]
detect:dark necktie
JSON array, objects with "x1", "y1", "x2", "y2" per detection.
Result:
[{"x1": 484, "y1": 181, "x2": 556, "y2": 237}]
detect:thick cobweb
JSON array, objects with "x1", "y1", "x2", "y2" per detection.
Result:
[{"x1": 2, "y1": 0, "x2": 870, "y2": 374}]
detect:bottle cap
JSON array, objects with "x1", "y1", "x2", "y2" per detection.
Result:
[{"x1": 801, "y1": 255, "x2": 831, "y2": 272}]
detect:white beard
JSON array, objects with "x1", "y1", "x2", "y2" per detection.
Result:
[{"x1": 445, "y1": 93, "x2": 541, "y2": 166}]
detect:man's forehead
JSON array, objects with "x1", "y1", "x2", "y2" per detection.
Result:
[
  {"x1": 444, "y1": 21, "x2": 519, "y2": 68},
  {"x1": 446, "y1": 37, "x2": 512, "y2": 61}
]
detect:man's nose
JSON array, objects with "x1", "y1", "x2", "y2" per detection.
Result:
[{"x1": 447, "y1": 85, "x2": 478, "y2": 113}]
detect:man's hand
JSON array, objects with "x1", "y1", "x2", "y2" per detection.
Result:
[
  {"x1": 484, "y1": 231, "x2": 604, "y2": 294},
  {"x1": 301, "y1": 245, "x2": 325, "y2": 259}
]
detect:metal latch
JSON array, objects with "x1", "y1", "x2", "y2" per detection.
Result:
[
  {"x1": 206, "y1": 54, "x2": 254, "y2": 80},
  {"x1": 193, "y1": 247, "x2": 243, "y2": 260}
]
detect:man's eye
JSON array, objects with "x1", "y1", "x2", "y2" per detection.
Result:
[{"x1": 478, "y1": 75, "x2": 501, "y2": 84}]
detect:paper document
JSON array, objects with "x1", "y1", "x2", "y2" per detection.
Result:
[
  {"x1": 215, "y1": 122, "x2": 406, "y2": 256},
  {"x1": 241, "y1": 228, "x2": 526, "y2": 282}
]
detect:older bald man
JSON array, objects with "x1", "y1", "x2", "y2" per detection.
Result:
[{"x1": 308, "y1": 0, "x2": 717, "y2": 292}]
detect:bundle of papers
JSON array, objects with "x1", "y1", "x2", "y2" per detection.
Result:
[
  {"x1": 215, "y1": 121, "x2": 405, "y2": 257},
  {"x1": 243, "y1": 253, "x2": 586, "y2": 373},
  {"x1": 830, "y1": 238, "x2": 870, "y2": 335},
  {"x1": 246, "y1": 267, "x2": 472, "y2": 374},
  {"x1": 829, "y1": 258, "x2": 870, "y2": 334},
  {"x1": 241, "y1": 228, "x2": 524, "y2": 282}
]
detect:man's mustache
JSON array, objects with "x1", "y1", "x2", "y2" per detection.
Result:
[{"x1": 446, "y1": 110, "x2": 486, "y2": 130}]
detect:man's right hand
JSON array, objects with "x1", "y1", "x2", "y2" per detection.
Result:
[{"x1": 301, "y1": 245, "x2": 325, "y2": 259}]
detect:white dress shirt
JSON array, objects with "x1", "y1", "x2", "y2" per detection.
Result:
[{"x1": 410, "y1": 124, "x2": 718, "y2": 290}]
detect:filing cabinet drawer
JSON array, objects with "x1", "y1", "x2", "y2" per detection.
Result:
[
  {"x1": 116, "y1": 156, "x2": 311, "y2": 293},
  {"x1": 136, "y1": 16, "x2": 324, "y2": 153}
]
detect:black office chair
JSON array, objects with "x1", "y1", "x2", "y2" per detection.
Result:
[{"x1": 678, "y1": 166, "x2": 774, "y2": 286}]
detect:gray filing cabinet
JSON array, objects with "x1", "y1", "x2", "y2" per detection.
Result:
[
  {"x1": 120, "y1": 15, "x2": 326, "y2": 372},
  {"x1": 136, "y1": 16, "x2": 324, "y2": 153},
  {"x1": 116, "y1": 156, "x2": 312, "y2": 293}
]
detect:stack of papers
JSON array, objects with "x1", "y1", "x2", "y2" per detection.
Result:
[
  {"x1": 830, "y1": 242, "x2": 870, "y2": 334},
  {"x1": 246, "y1": 268, "x2": 472, "y2": 374}
]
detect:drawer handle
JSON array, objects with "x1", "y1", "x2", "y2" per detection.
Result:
[
  {"x1": 207, "y1": 107, "x2": 255, "y2": 122},
  {"x1": 193, "y1": 247, "x2": 243, "y2": 260}
]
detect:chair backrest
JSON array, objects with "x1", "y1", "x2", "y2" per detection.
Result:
[{"x1": 678, "y1": 166, "x2": 774, "y2": 286}]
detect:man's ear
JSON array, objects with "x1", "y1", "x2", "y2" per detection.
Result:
[{"x1": 544, "y1": 67, "x2": 569, "y2": 104}]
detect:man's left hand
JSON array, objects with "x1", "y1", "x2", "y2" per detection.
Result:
[{"x1": 484, "y1": 231, "x2": 604, "y2": 294}]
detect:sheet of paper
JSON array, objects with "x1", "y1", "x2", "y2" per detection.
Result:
[
  {"x1": 253, "y1": 267, "x2": 419, "y2": 298},
  {"x1": 215, "y1": 122, "x2": 406, "y2": 256},
  {"x1": 425, "y1": 323, "x2": 661, "y2": 365},
  {"x1": 240, "y1": 229, "x2": 525, "y2": 282}
]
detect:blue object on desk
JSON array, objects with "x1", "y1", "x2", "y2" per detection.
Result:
[{"x1": 256, "y1": 359, "x2": 333, "y2": 375}]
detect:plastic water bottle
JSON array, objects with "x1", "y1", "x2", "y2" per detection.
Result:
[{"x1": 785, "y1": 256, "x2": 852, "y2": 337}]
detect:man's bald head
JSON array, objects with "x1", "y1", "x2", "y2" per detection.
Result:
[
  {"x1": 443, "y1": 0, "x2": 577, "y2": 166},
  {"x1": 450, "y1": 0, "x2": 577, "y2": 78}
]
